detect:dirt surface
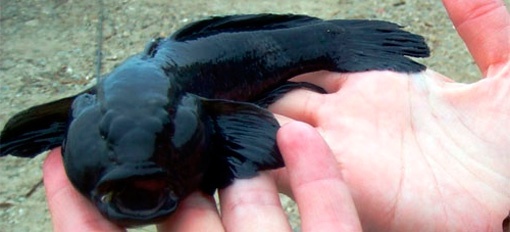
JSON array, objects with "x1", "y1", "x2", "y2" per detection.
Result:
[{"x1": 0, "y1": 0, "x2": 502, "y2": 231}]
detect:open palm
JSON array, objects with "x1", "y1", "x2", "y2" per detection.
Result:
[{"x1": 272, "y1": 0, "x2": 510, "y2": 230}]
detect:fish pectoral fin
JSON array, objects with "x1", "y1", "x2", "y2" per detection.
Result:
[
  {"x1": 170, "y1": 14, "x2": 321, "y2": 41},
  {"x1": 0, "y1": 87, "x2": 95, "y2": 158},
  {"x1": 201, "y1": 98, "x2": 284, "y2": 188},
  {"x1": 0, "y1": 96, "x2": 74, "y2": 158},
  {"x1": 253, "y1": 81, "x2": 326, "y2": 108}
]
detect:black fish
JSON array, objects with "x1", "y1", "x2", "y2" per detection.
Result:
[
  {"x1": 503, "y1": 210, "x2": 510, "y2": 232},
  {"x1": 0, "y1": 14, "x2": 429, "y2": 226}
]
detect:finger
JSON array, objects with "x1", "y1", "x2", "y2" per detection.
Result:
[
  {"x1": 277, "y1": 122, "x2": 362, "y2": 232},
  {"x1": 219, "y1": 173, "x2": 292, "y2": 232},
  {"x1": 274, "y1": 113, "x2": 295, "y2": 127},
  {"x1": 268, "y1": 88, "x2": 326, "y2": 126},
  {"x1": 43, "y1": 148, "x2": 124, "y2": 232},
  {"x1": 270, "y1": 71, "x2": 405, "y2": 126},
  {"x1": 442, "y1": 0, "x2": 510, "y2": 77},
  {"x1": 269, "y1": 72, "x2": 345, "y2": 126},
  {"x1": 157, "y1": 192, "x2": 224, "y2": 232}
]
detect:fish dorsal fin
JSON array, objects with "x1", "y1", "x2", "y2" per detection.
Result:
[
  {"x1": 198, "y1": 97, "x2": 284, "y2": 191},
  {"x1": 170, "y1": 14, "x2": 321, "y2": 41}
]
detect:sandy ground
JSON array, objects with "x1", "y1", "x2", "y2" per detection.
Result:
[{"x1": 1, "y1": 0, "x2": 503, "y2": 231}]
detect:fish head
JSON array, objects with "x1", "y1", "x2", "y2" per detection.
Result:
[{"x1": 62, "y1": 87, "x2": 211, "y2": 226}]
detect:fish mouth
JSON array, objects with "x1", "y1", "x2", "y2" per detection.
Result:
[{"x1": 93, "y1": 168, "x2": 179, "y2": 225}]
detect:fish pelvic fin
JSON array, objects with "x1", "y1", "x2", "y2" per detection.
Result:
[
  {"x1": 0, "y1": 96, "x2": 74, "y2": 158},
  {"x1": 199, "y1": 98, "x2": 284, "y2": 192}
]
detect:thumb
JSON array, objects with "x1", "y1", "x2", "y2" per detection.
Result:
[
  {"x1": 43, "y1": 148, "x2": 123, "y2": 232},
  {"x1": 277, "y1": 121, "x2": 362, "y2": 232}
]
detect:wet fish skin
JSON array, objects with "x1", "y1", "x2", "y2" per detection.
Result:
[
  {"x1": 0, "y1": 14, "x2": 430, "y2": 226},
  {"x1": 159, "y1": 15, "x2": 429, "y2": 101}
]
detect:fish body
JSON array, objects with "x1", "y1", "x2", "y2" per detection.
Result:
[{"x1": 0, "y1": 14, "x2": 429, "y2": 226}]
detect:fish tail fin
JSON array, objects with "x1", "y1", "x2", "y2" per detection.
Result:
[
  {"x1": 0, "y1": 96, "x2": 74, "y2": 158},
  {"x1": 326, "y1": 19, "x2": 430, "y2": 73}
]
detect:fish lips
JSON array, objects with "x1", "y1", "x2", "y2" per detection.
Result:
[{"x1": 91, "y1": 165, "x2": 179, "y2": 226}]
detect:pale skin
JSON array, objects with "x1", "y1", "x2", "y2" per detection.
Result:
[{"x1": 43, "y1": 0, "x2": 510, "y2": 231}]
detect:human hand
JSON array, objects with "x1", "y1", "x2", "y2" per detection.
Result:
[
  {"x1": 271, "y1": 0, "x2": 510, "y2": 231},
  {"x1": 43, "y1": 122, "x2": 362, "y2": 231}
]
